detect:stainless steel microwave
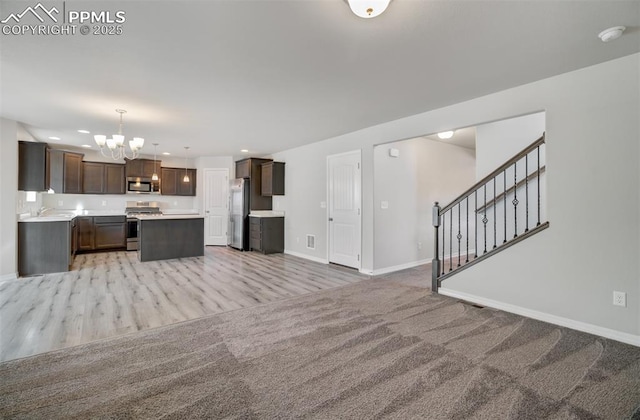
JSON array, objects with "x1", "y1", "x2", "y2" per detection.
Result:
[{"x1": 126, "y1": 177, "x2": 160, "y2": 194}]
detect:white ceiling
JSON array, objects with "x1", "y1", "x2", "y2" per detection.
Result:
[{"x1": 1, "y1": 1, "x2": 638, "y2": 159}]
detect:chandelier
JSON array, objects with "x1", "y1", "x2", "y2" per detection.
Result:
[{"x1": 94, "y1": 109, "x2": 144, "y2": 160}]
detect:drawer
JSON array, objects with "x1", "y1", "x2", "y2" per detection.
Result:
[
  {"x1": 250, "y1": 237, "x2": 262, "y2": 251},
  {"x1": 94, "y1": 216, "x2": 126, "y2": 224},
  {"x1": 250, "y1": 229, "x2": 261, "y2": 239},
  {"x1": 249, "y1": 217, "x2": 261, "y2": 225}
]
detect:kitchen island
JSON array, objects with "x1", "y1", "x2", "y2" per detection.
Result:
[{"x1": 137, "y1": 214, "x2": 204, "y2": 262}]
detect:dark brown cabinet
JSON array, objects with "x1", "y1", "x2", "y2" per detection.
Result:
[
  {"x1": 125, "y1": 158, "x2": 160, "y2": 179},
  {"x1": 49, "y1": 150, "x2": 84, "y2": 194},
  {"x1": 18, "y1": 220, "x2": 74, "y2": 276},
  {"x1": 261, "y1": 161, "x2": 285, "y2": 196},
  {"x1": 249, "y1": 216, "x2": 284, "y2": 254},
  {"x1": 160, "y1": 167, "x2": 196, "y2": 196},
  {"x1": 235, "y1": 158, "x2": 272, "y2": 210},
  {"x1": 76, "y1": 216, "x2": 126, "y2": 251},
  {"x1": 83, "y1": 162, "x2": 125, "y2": 194},
  {"x1": 18, "y1": 141, "x2": 48, "y2": 191}
]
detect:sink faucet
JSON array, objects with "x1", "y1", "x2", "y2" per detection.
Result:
[{"x1": 37, "y1": 207, "x2": 50, "y2": 216}]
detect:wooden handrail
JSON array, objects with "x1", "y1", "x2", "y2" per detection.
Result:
[{"x1": 440, "y1": 134, "x2": 545, "y2": 214}]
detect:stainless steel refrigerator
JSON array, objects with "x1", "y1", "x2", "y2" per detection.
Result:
[{"x1": 228, "y1": 178, "x2": 250, "y2": 250}]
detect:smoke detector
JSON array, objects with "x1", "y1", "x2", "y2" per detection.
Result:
[{"x1": 598, "y1": 26, "x2": 625, "y2": 43}]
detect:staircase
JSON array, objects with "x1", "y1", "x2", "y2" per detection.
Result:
[{"x1": 431, "y1": 134, "x2": 549, "y2": 292}]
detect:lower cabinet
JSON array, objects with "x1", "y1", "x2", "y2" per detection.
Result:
[
  {"x1": 18, "y1": 220, "x2": 74, "y2": 276},
  {"x1": 249, "y1": 216, "x2": 284, "y2": 254},
  {"x1": 77, "y1": 216, "x2": 126, "y2": 252}
]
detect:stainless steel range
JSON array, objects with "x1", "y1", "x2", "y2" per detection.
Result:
[{"x1": 125, "y1": 201, "x2": 162, "y2": 251}]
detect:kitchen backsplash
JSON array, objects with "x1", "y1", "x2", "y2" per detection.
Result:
[
  {"x1": 41, "y1": 193, "x2": 197, "y2": 212},
  {"x1": 16, "y1": 191, "x2": 43, "y2": 216}
]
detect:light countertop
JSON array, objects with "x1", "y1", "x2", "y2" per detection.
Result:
[
  {"x1": 136, "y1": 214, "x2": 203, "y2": 221},
  {"x1": 249, "y1": 211, "x2": 285, "y2": 218}
]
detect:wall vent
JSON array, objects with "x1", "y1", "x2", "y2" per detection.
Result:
[{"x1": 306, "y1": 234, "x2": 316, "y2": 250}]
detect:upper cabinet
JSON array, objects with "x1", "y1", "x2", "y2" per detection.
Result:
[
  {"x1": 160, "y1": 167, "x2": 196, "y2": 196},
  {"x1": 261, "y1": 161, "x2": 285, "y2": 196},
  {"x1": 83, "y1": 162, "x2": 125, "y2": 194},
  {"x1": 49, "y1": 150, "x2": 84, "y2": 194},
  {"x1": 235, "y1": 158, "x2": 272, "y2": 210},
  {"x1": 18, "y1": 141, "x2": 48, "y2": 191},
  {"x1": 125, "y1": 158, "x2": 160, "y2": 179}
]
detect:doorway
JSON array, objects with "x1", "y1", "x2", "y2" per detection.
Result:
[
  {"x1": 327, "y1": 150, "x2": 362, "y2": 269},
  {"x1": 203, "y1": 168, "x2": 229, "y2": 246}
]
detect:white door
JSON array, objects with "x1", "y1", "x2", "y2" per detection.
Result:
[
  {"x1": 328, "y1": 150, "x2": 361, "y2": 269},
  {"x1": 204, "y1": 168, "x2": 229, "y2": 246}
]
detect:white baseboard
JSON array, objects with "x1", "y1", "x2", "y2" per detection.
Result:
[
  {"x1": 371, "y1": 259, "x2": 431, "y2": 276},
  {"x1": 438, "y1": 287, "x2": 640, "y2": 347},
  {"x1": 284, "y1": 249, "x2": 329, "y2": 265},
  {"x1": 0, "y1": 272, "x2": 18, "y2": 283}
]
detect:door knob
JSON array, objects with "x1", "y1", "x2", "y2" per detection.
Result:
[{"x1": 329, "y1": 217, "x2": 333, "y2": 221}]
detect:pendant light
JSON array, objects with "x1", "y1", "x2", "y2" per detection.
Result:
[
  {"x1": 183, "y1": 147, "x2": 190, "y2": 183},
  {"x1": 151, "y1": 143, "x2": 159, "y2": 181}
]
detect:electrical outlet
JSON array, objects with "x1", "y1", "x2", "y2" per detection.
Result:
[
  {"x1": 418, "y1": 242, "x2": 422, "y2": 250},
  {"x1": 380, "y1": 201, "x2": 389, "y2": 209},
  {"x1": 57, "y1": 200, "x2": 63, "y2": 206},
  {"x1": 101, "y1": 200, "x2": 107, "y2": 206},
  {"x1": 613, "y1": 291, "x2": 626, "y2": 307}
]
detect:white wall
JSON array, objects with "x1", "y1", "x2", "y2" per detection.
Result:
[
  {"x1": 374, "y1": 138, "x2": 475, "y2": 272},
  {"x1": 272, "y1": 53, "x2": 639, "y2": 338},
  {"x1": 0, "y1": 118, "x2": 18, "y2": 279},
  {"x1": 475, "y1": 112, "x2": 546, "y2": 179}
]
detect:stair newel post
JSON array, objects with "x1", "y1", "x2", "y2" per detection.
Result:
[{"x1": 432, "y1": 202, "x2": 441, "y2": 293}]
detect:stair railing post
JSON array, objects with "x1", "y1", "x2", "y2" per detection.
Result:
[{"x1": 432, "y1": 202, "x2": 441, "y2": 293}]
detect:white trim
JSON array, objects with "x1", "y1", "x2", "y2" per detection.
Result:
[
  {"x1": 359, "y1": 268, "x2": 374, "y2": 275},
  {"x1": 284, "y1": 249, "x2": 329, "y2": 265},
  {"x1": 438, "y1": 287, "x2": 640, "y2": 347},
  {"x1": 371, "y1": 259, "x2": 431, "y2": 276},
  {"x1": 0, "y1": 272, "x2": 18, "y2": 283}
]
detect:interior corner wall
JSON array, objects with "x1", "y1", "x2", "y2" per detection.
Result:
[
  {"x1": 0, "y1": 118, "x2": 18, "y2": 279},
  {"x1": 475, "y1": 112, "x2": 545, "y2": 180},
  {"x1": 272, "y1": 53, "x2": 639, "y2": 337},
  {"x1": 373, "y1": 138, "x2": 475, "y2": 271}
]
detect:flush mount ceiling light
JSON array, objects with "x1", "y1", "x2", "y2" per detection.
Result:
[
  {"x1": 598, "y1": 26, "x2": 625, "y2": 42},
  {"x1": 438, "y1": 131, "x2": 455, "y2": 139},
  {"x1": 77, "y1": 129, "x2": 90, "y2": 134},
  {"x1": 94, "y1": 109, "x2": 144, "y2": 160},
  {"x1": 347, "y1": 0, "x2": 390, "y2": 18},
  {"x1": 49, "y1": 136, "x2": 61, "y2": 140}
]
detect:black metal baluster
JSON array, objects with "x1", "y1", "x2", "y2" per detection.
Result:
[
  {"x1": 483, "y1": 184, "x2": 488, "y2": 254},
  {"x1": 457, "y1": 203, "x2": 461, "y2": 267},
  {"x1": 442, "y1": 210, "x2": 445, "y2": 275},
  {"x1": 449, "y1": 209, "x2": 453, "y2": 272},
  {"x1": 465, "y1": 196, "x2": 469, "y2": 263},
  {"x1": 537, "y1": 145, "x2": 541, "y2": 226},
  {"x1": 493, "y1": 176, "x2": 497, "y2": 249},
  {"x1": 525, "y1": 154, "x2": 529, "y2": 232},
  {"x1": 503, "y1": 170, "x2": 507, "y2": 244},
  {"x1": 474, "y1": 190, "x2": 478, "y2": 258},
  {"x1": 513, "y1": 162, "x2": 518, "y2": 238}
]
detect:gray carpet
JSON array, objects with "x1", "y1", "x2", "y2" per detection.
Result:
[{"x1": 1, "y1": 278, "x2": 639, "y2": 419}]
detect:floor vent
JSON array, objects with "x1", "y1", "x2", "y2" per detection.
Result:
[{"x1": 306, "y1": 234, "x2": 316, "y2": 250}]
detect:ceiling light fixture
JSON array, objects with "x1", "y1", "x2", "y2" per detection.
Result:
[
  {"x1": 183, "y1": 147, "x2": 190, "y2": 183},
  {"x1": 81, "y1": 144, "x2": 92, "y2": 148},
  {"x1": 49, "y1": 136, "x2": 60, "y2": 140},
  {"x1": 598, "y1": 26, "x2": 625, "y2": 43},
  {"x1": 162, "y1": 152, "x2": 171, "y2": 155},
  {"x1": 94, "y1": 109, "x2": 144, "y2": 160},
  {"x1": 240, "y1": 149, "x2": 249, "y2": 153},
  {"x1": 438, "y1": 131, "x2": 454, "y2": 139},
  {"x1": 77, "y1": 129, "x2": 90, "y2": 134},
  {"x1": 347, "y1": 0, "x2": 390, "y2": 18},
  {"x1": 151, "y1": 143, "x2": 159, "y2": 181}
]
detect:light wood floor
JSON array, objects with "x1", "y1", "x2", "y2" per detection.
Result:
[{"x1": 0, "y1": 247, "x2": 369, "y2": 362}]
